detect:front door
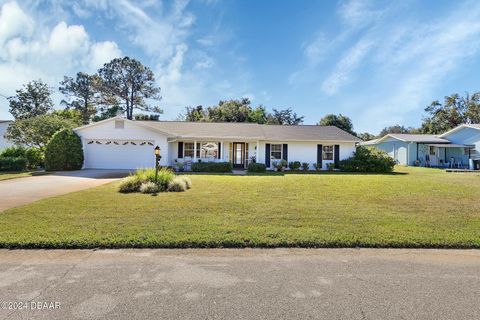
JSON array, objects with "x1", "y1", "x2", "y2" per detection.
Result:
[{"x1": 232, "y1": 142, "x2": 245, "y2": 169}]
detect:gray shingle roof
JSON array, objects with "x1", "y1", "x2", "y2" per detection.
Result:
[
  {"x1": 137, "y1": 121, "x2": 361, "y2": 142},
  {"x1": 0, "y1": 120, "x2": 13, "y2": 124},
  {"x1": 387, "y1": 134, "x2": 450, "y2": 143}
]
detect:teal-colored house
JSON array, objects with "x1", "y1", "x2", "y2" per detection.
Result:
[{"x1": 363, "y1": 124, "x2": 480, "y2": 168}]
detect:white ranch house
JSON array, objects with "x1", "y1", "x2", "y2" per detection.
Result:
[{"x1": 74, "y1": 116, "x2": 361, "y2": 170}]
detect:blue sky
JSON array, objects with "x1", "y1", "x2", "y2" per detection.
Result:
[{"x1": 1, "y1": 0, "x2": 480, "y2": 133}]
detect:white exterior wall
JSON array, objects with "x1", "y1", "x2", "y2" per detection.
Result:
[
  {"x1": 0, "y1": 122, "x2": 13, "y2": 150},
  {"x1": 75, "y1": 120, "x2": 169, "y2": 169},
  {"x1": 74, "y1": 119, "x2": 359, "y2": 170},
  {"x1": 443, "y1": 127, "x2": 480, "y2": 160},
  {"x1": 170, "y1": 140, "x2": 259, "y2": 167},
  {"x1": 259, "y1": 141, "x2": 356, "y2": 170}
]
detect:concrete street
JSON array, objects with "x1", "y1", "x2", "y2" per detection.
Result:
[
  {"x1": 0, "y1": 249, "x2": 479, "y2": 320},
  {"x1": 0, "y1": 170, "x2": 129, "y2": 211}
]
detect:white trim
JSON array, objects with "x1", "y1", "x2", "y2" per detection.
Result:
[
  {"x1": 439, "y1": 124, "x2": 480, "y2": 138},
  {"x1": 270, "y1": 143, "x2": 283, "y2": 162},
  {"x1": 73, "y1": 116, "x2": 124, "y2": 131},
  {"x1": 74, "y1": 116, "x2": 174, "y2": 137}
]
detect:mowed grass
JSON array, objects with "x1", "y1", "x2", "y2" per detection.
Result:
[{"x1": 1, "y1": 167, "x2": 479, "y2": 248}]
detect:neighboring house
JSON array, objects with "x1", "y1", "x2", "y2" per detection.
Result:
[
  {"x1": 0, "y1": 120, "x2": 13, "y2": 150},
  {"x1": 73, "y1": 116, "x2": 361, "y2": 170},
  {"x1": 363, "y1": 124, "x2": 480, "y2": 168},
  {"x1": 439, "y1": 124, "x2": 480, "y2": 162}
]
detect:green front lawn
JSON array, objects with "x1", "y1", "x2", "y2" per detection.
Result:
[
  {"x1": 0, "y1": 171, "x2": 47, "y2": 181},
  {"x1": 1, "y1": 167, "x2": 479, "y2": 248}
]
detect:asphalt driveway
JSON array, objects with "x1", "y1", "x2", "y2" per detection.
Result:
[
  {"x1": 0, "y1": 169, "x2": 130, "y2": 211},
  {"x1": 0, "y1": 249, "x2": 479, "y2": 320}
]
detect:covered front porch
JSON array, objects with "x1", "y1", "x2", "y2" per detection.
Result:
[
  {"x1": 416, "y1": 143, "x2": 476, "y2": 169},
  {"x1": 168, "y1": 139, "x2": 260, "y2": 170}
]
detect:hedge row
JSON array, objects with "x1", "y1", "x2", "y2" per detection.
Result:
[
  {"x1": 247, "y1": 162, "x2": 266, "y2": 173},
  {"x1": 191, "y1": 162, "x2": 232, "y2": 172},
  {"x1": 0, "y1": 146, "x2": 43, "y2": 171},
  {"x1": 0, "y1": 157, "x2": 27, "y2": 171}
]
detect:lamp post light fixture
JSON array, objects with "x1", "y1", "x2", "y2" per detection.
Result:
[{"x1": 154, "y1": 145, "x2": 161, "y2": 183}]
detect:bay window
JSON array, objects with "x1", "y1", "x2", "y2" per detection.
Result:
[{"x1": 199, "y1": 142, "x2": 219, "y2": 158}]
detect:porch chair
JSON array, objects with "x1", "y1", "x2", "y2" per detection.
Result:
[
  {"x1": 184, "y1": 156, "x2": 193, "y2": 171},
  {"x1": 456, "y1": 159, "x2": 463, "y2": 169}
]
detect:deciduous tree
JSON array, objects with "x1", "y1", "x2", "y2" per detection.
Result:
[
  {"x1": 8, "y1": 80, "x2": 53, "y2": 119},
  {"x1": 421, "y1": 92, "x2": 480, "y2": 134},
  {"x1": 266, "y1": 108, "x2": 304, "y2": 125},
  {"x1": 318, "y1": 114, "x2": 354, "y2": 134},
  {"x1": 5, "y1": 114, "x2": 77, "y2": 149}
]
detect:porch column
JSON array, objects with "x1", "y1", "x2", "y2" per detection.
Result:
[
  {"x1": 256, "y1": 141, "x2": 259, "y2": 162},
  {"x1": 193, "y1": 140, "x2": 197, "y2": 162}
]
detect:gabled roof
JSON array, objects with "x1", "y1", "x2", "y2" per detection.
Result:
[
  {"x1": 439, "y1": 124, "x2": 480, "y2": 138},
  {"x1": 138, "y1": 121, "x2": 362, "y2": 142},
  {"x1": 364, "y1": 133, "x2": 450, "y2": 145},
  {"x1": 74, "y1": 116, "x2": 361, "y2": 142},
  {"x1": 73, "y1": 116, "x2": 175, "y2": 137}
]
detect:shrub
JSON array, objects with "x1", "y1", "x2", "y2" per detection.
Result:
[
  {"x1": 168, "y1": 177, "x2": 187, "y2": 192},
  {"x1": 288, "y1": 161, "x2": 301, "y2": 170},
  {"x1": 302, "y1": 162, "x2": 309, "y2": 171},
  {"x1": 327, "y1": 163, "x2": 335, "y2": 171},
  {"x1": 139, "y1": 181, "x2": 159, "y2": 194},
  {"x1": 273, "y1": 159, "x2": 287, "y2": 172},
  {"x1": 0, "y1": 146, "x2": 26, "y2": 158},
  {"x1": 339, "y1": 146, "x2": 397, "y2": 173},
  {"x1": 180, "y1": 176, "x2": 192, "y2": 189},
  {"x1": 247, "y1": 162, "x2": 266, "y2": 173},
  {"x1": 313, "y1": 163, "x2": 322, "y2": 171},
  {"x1": 118, "y1": 175, "x2": 143, "y2": 193},
  {"x1": 134, "y1": 167, "x2": 175, "y2": 191},
  {"x1": 25, "y1": 147, "x2": 44, "y2": 169},
  {"x1": 191, "y1": 162, "x2": 232, "y2": 172},
  {"x1": 44, "y1": 129, "x2": 84, "y2": 171},
  {"x1": 0, "y1": 146, "x2": 44, "y2": 169},
  {"x1": 0, "y1": 156, "x2": 27, "y2": 171}
]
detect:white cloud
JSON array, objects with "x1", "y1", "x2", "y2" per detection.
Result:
[
  {"x1": 48, "y1": 22, "x2": 89, "y2": 56},
  {"x1": 291, "y1": 0, "x2": 480, "y2": 132},
  {"x1": 0, "y1": 1, "x2": 34, "y2": 45},
  {"x1": 0, "y1": 1, "x2": 123, "y2": 119},
  {"x1": 89, "y1": 41, "x2": 122, "y2": 70},
  {"x1": 338, "y1": 0, "x2": 383, "y2": 28},
  {"x1": 321, "y1": 37, "x2": 373, "y2": 95},
  {"x1": 159, "y1": 43, "x2": 188, "y2": 84}
]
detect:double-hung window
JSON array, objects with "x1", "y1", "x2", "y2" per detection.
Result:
[
  {"x1": 270, "y1": 144, "x2": 282, "y2": 160},
  {"x1": 322, "y1": 145, "x2": 334, "y2": 160},
  {"x1": 184, "y1": 142, "x2": 200, "y2": 158}
]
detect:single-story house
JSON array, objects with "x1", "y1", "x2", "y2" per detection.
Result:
[
  {"x1": 73, "y1": 116, "x2": 361, "y2": 170},
  {"x1": 0, "y1": 120, "x2": 13, "y2": 150},
  {"x1": 362, "y1": 124, "x2": 480, "y2": 168}
]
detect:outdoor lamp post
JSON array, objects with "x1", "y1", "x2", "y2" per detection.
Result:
[{"x1": 154, "y1": 146, "x2": 161, "y2": 182}]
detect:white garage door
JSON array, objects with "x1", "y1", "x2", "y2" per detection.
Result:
[{"x1": 84, "y1": 140, "x2": 155, "y2": 169}]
